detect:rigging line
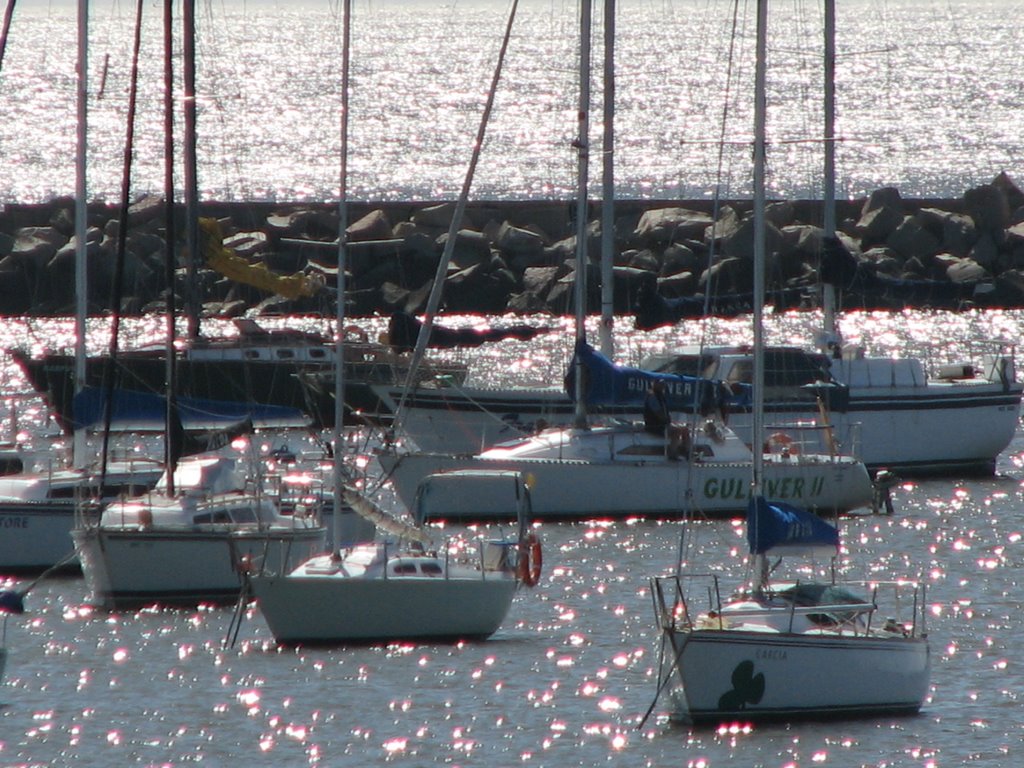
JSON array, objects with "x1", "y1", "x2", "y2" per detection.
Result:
[
  {"x1": 99, "y1": 0, "x2": 146, "y2": 492},
  {"x1": 0, "y1": 0, "x2": 15, "y2": 74},
  {"x1": 390, "y1": 0, "x2": 522, "y2": 439},
  {"x1": 701, "y1": 0, "x2": 743, "y2": 321},
  {"x1": 667, "y1": 0, "x2": 746, "y2": 576}
]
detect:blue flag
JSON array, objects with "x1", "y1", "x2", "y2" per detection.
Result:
[{"x1": 746, "y1": 496, "x2": 839, "y2": 557}]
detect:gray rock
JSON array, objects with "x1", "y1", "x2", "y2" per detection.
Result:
[
  {"x1": 946, "y1": 258, "x2": 988, "y2": 283},
  {"x1": 963, "y1": 183, "x2": 1009, "y2": 240},
  {"x1": 633, "y1": 207, "x2": 714, "y2": 246},
  {"x1": 348, "y1": 209, "x2": 393, "y2": 242},
  {"x1": 887, "y1": 216, "x2": 941, "y2": 261},
  {"x1": 861, "y1": 186, "x2": 902, "y2": 216},
  {"x1": 856, "y1": 205, "x2": 903, "y2": 245}
]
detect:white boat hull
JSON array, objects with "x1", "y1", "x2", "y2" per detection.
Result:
[
  {"x1": 73, "y1": 527, "x2": 327, "y2": 608},
  {"x1": 380, "y1": 452, "x2": 872, "y2": 520},
  {"x1": 375, "y1": 374, "x2": 1021, "y2": 475},
  {"x1": 668, "y1": 629, "x2": 931, "y2": 724},
  {"x1": 0, "y1": 503, "x2": 77, "y2": 571},
  {"x1": 251, "y1": 574, "x2": 517, "y2": 644}
]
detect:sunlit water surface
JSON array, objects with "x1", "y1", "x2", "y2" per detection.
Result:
[
  {"x1": 3, "y1": 0, "x2": 1024, "y2": 204},
  {"x1": 0, "y1": 310, "x2": 1023, "y2": 765}
]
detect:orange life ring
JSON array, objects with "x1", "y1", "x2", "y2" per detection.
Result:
[
  {"x1": 764, "y1": 432, "x2": 799, "y2": 455},
  {"x1": 517, "y1": 532, "x2": 543, "y2": 587}
]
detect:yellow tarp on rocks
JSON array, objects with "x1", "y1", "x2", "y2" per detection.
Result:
[{"x1": 200, "y1": 218, "x2": 323, "y2": 300}]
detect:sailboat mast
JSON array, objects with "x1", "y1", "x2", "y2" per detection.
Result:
[
  {"x1": 333, "y1": 0, "x2": 351, "y2": 549},
  {"x1": 182, "y1": 0, "x2": 200, "y2": 340},
  {"x1": 572, "y1": 0, "x2": 593, "y2": 429},
  {"x1": 73, "y1": 0, "x2": 88, "y2": 469},
  {"x1": 388, "y1": 0, "x2": 520, "y2": 435},
  {"x1": 751, "y1": 0, "x2": 767, "y2": 498},
  {"x1": 163, "y1": 0, "x2": 178, "y2": 495},
  {"x1": 598, "y1": 0, "x2": 614, "y2": 358},
  {"x1": 821, "y1": 0, "x2": 840, "y2": 347}
]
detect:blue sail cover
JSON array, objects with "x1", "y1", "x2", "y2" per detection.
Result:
[
  {"x1": 565, "y1": 340, "x2": 752, "y2": 412},
  {"x1": 72, "y1": 386, "x2": 309, "y2": 431},
  {"x1": 746, "y1": 496, "x2": 839, "y2": 557}
]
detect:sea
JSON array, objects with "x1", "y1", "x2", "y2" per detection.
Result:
[
  {"x1": 4, "y1": 0, "x2": 1024, "y2": 765},
  {"x1": 0, "y1": 309, "x2": 1022, "y2": 767},
  {"x1": 2, "y1": 0, "x2": 1024, "y2": 205}
]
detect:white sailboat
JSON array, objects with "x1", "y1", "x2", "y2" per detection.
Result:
[
  {"x1": 649, "y1": 499, "x2": 931, "y2": 724},
  {"x1": 249, "y1": 472, "x2": 529, "y2": 644},
  {"x1": 245, "y1": 0, "x2": 527, "y2": 646},
  {"x1": 378, "y1": 0, "x2": 873, "y2": 523},
  {"x1": 0, "y1": 457, "x2": 164, "y2": 572},
  {"x1": 71, "y1": 6, "x2": 327, "y2": 609},
  {"x1": 73, "y1": 456, "x2": 327, "y2": 608},
  {"x1": 379, "y1": 405, "x2": 874, "y2": 521},
  {"x1": 646, "y1": 1, "x2": 930, "y2": 725},
  {"x1": 370, "y1": 0, "x2": 1021, "y2": 479}
]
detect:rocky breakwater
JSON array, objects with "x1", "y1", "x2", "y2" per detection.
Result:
[{"x1": 3, "y1": 171, "x2": 1024, "y2": 320}]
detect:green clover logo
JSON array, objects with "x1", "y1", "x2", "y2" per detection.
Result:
[{"x1": 718, "y1": 660, "x2": 766, "y2": 711}]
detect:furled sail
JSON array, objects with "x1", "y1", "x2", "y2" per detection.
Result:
[{"x1": 564, "y1": 339, "x2": 750, "y2": 413}]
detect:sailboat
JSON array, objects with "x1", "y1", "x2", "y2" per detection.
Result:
[
  {"x1": 648, "y1": 498, "x2": 931, "y2": 724},
  {"x1": 377, "y1": 0, "x2": 873, "y2": 523},
  {"x1": 0, "y1": 457, "x2": 165, "y2": 573},
  {"x1": 73, "y1": 454, "x2": 328, "y2": 608},
  {"x1": 646, "y1": 2, "x2": 929, "y2": 725},
  {"x1": 244, "y1": 0, "x2": 527, "y2": 646},
  {"x1": 70, "y1": 2, "x2": 327, "y2": 609},
  {"x1": 372, "y1": 3, "x2": 1021, "y2": 479},
  {"x1": 248, "y1": 472, "x2": 529, "y2": 644}
]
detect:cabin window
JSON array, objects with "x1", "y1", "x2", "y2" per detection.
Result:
[
  {"x1": 0, "y1": 459, "x2": 24, "y2": 475},
  {"x1": 194, "y1": 510, "x2": 233, "y2": 524},
  {"x1": 421, "y1": 562, "x2": 443, "y2": 577},
  {"x1": 244, "y1": 350, "x2": 261, "y2": 360},
  {"x1": 276, "y1": 350, "x2": 295, "y2": 359},
  {"x1": 232, "y1": 508, "x2": 258, "y2": 523},
  {"x1": 309, "y1": 349, "x2": 327, "y2": 359},
  {"x1": 47, "y1": 487, "x2": 77, "y2": 500},
  {"x1": 393, "y1": 562, "x2": 418, "y2": 575}
]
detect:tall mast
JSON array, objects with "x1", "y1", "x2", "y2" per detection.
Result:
[
  {"x1": 182, "y1": 0, "x2": 200, "y2": 339},
  {"x1": 821, "y1": 0, "x2": 840, "y2": 348},
  {"x1": 598, "y1": 0, "x2": 615, "y2": 358},
  {"x1": 333, "y1": 0, "x2": 351, "y2": 549},
  {"x1": 389, "y1": 1, "x2": 520, "y2": 435},
  {"x1": 572, "y1": 0, "x2": 592, "y2": 429},
  {"x1": 752, "y1": 0, "x2": 767, "y2": 494},
  {"x1": 163, "y1": 0, "x2": 177, "y2": 494},
  {"x1": 73, "y1": 0, "x2": 88, "y2": 469},
  {"x1": 751, "y1": 0, "x2": 768, "y2": 591}
]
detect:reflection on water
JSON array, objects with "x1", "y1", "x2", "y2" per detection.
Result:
[
  {"x1": 3, "y1": 1, "x2": 1023, "y2": 204},
  {"x1": 0, "y1": 309, "x2": 1023, "y2": 764}
]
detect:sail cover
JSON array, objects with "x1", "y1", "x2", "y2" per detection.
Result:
[
  {"x1": 72, "y1": 386, "x2": 309, "y2": 431},
  {"x1": 746, "y1": 496, "x2": 839, "y2": 557},
  {"x1": 564, "y1": 339, "x2": 751, "y2": 412}
]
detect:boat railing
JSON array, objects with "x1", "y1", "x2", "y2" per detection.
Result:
[
  {"x1": 651, "y1": 573, "x2": 927, "y2": 638},
  {"x1": 852, "y1": 338, "x2": 1018, "y2": 385},
  {"x1": 650, "y1": 573, "x2": 722, "y2": 633},
  {"x1": 762, "y1": 420, "x2": 862, "y2": 461},
  {"x1": 840, "y1": 578, "x2": 928, "y2": 639}
]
